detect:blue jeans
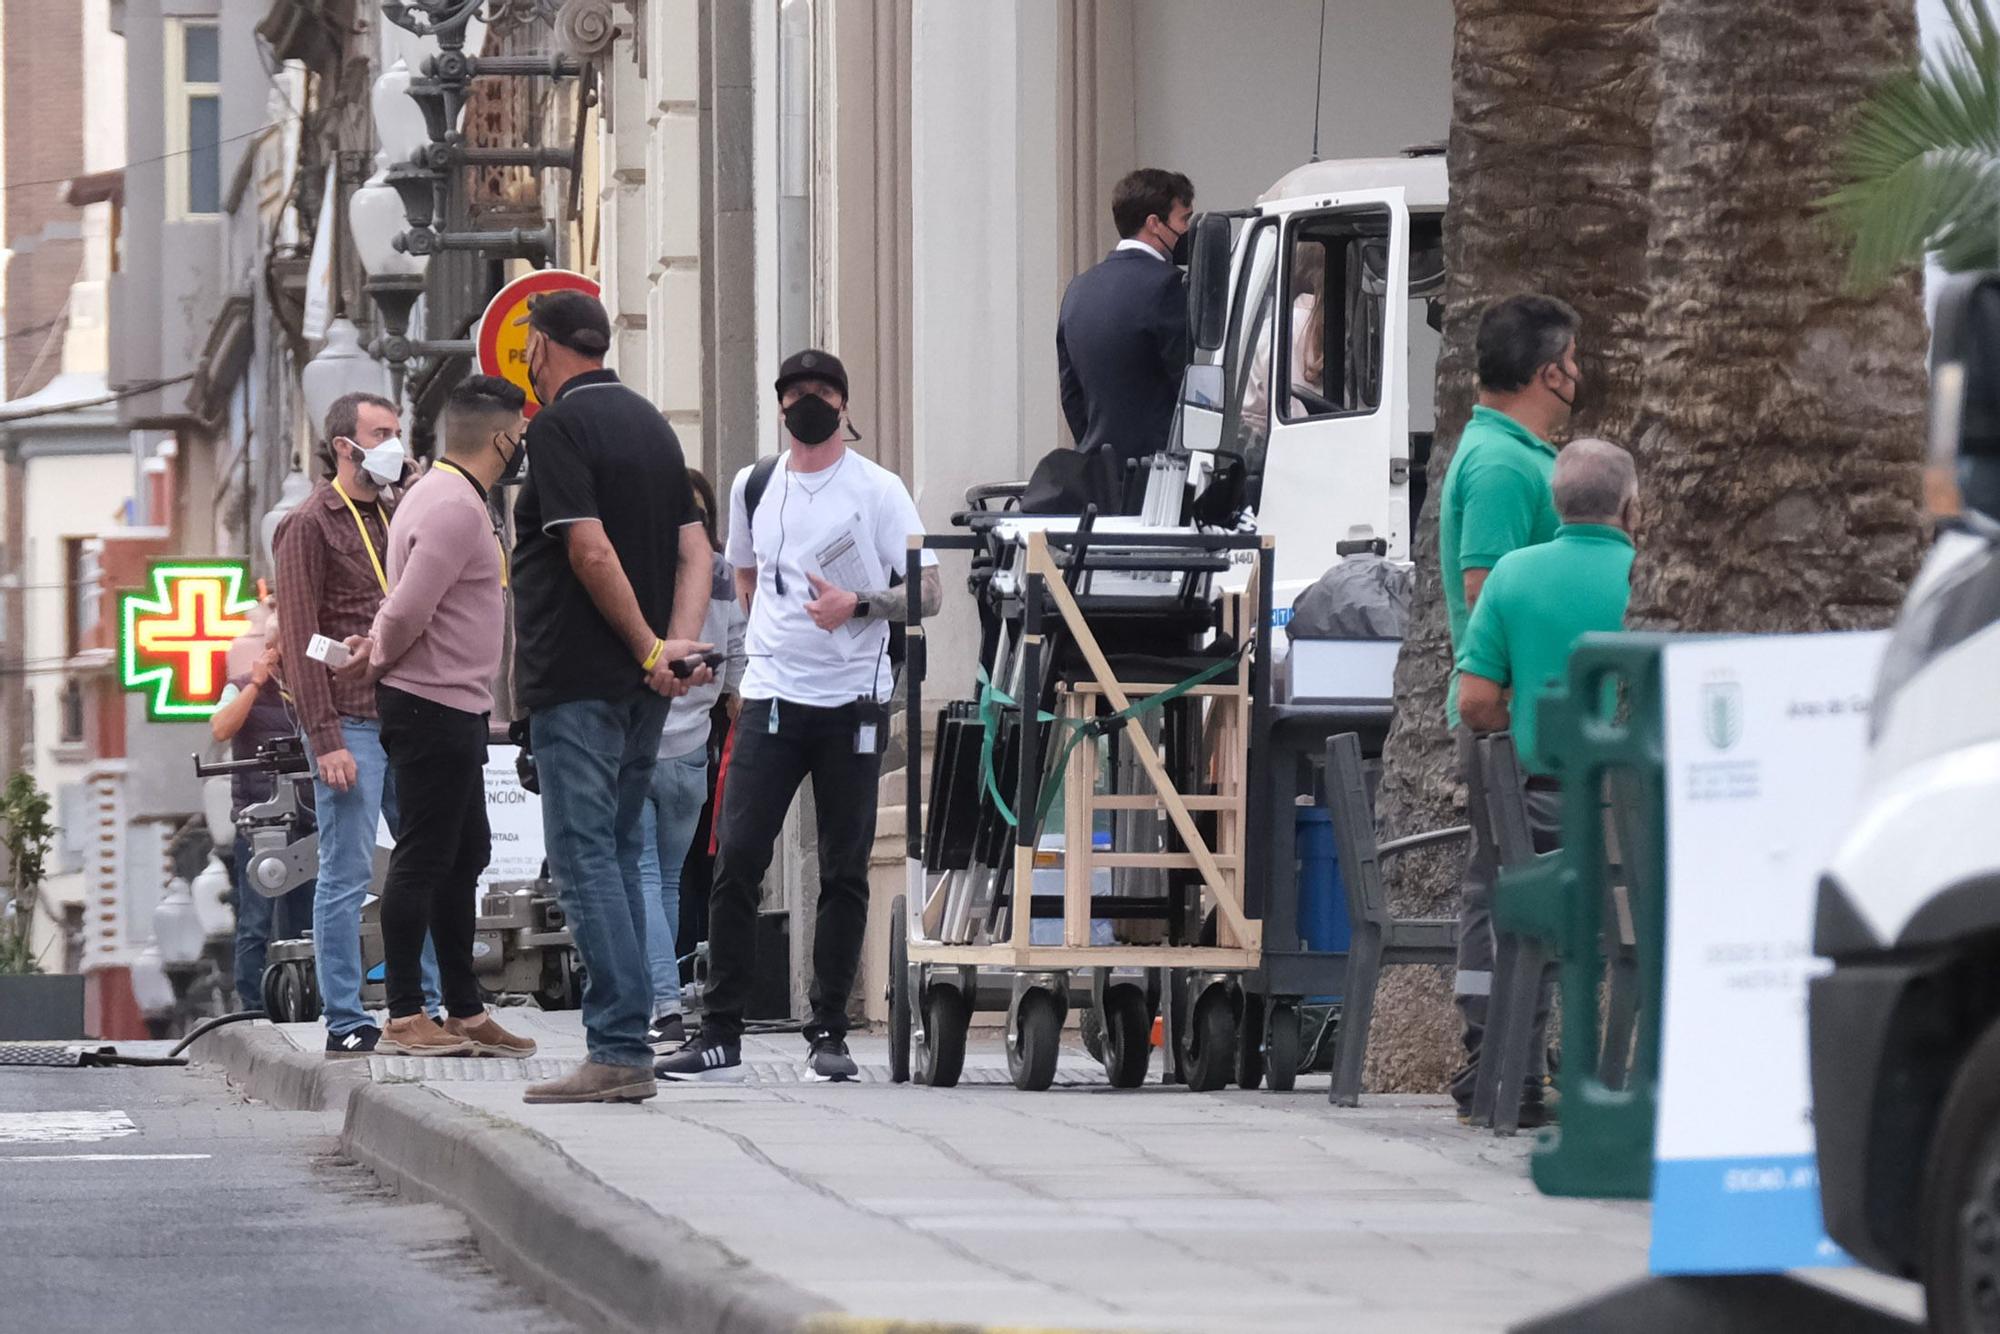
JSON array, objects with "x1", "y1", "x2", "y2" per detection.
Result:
[
  {"x1": 639, "y1": 746, "x2": 710, "y2": 1016},
  {"x1": 533, "y1": 691, "x2": 671, "y2": 1069},
  {"x1": 231, "y1": 831, "x2": 316, "y2": 1011},
  {"x1": 309, "y1": 717, "x2": 440, "y2": 1037}
]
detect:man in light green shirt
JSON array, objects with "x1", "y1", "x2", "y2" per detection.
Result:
[
  {"x1": 1437, "y1": 293, "x2": 1582, "y2": 1122},
  {"x1": 1457, "y1": 441, "x2": 1638, "y2": 773}
]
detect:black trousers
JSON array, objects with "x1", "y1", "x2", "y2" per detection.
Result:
[
  {"x1": 377, "y1": 684, "x2": 491, "y2": 1021},
  {"x1": 707, "y1": 697, "x2": 882, "y2": 1044}
]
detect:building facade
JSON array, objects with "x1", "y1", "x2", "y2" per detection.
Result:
[{"x1": 12, "y1": 0, "x2": 1449, "y2": 1034}]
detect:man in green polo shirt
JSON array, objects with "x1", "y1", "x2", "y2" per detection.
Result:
[
  {"x1": 1437, "y1": 293, "x2": 1581, "y2": 1120},
  {"x1": 1452, "y1": 438, "x2": 1637, "y2": 1126}
]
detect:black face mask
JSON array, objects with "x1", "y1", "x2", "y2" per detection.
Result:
[
  {"x1": 495, "y1": 431, "x2": 526, "y2": 485},
  {"x1": 1170, "y1": 224, "x2": 1192, "y2": 267},
  {"x1": 784, "y1": 395, "x2": 843, "y2": 446}
]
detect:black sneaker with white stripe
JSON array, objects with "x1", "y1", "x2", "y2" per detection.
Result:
[
  {"x1": 325, "y1": 1024, "x2": 381, "y2": 1058},
  {"x1": 805, "y1": 1036, "x2": 858, "y2": 1083},
  {"x1": 654, "y1": 1037, "x2": 743, "y2": 1083}
]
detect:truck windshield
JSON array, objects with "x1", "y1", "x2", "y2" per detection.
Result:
[{"x1": 1872, "y1": 521, "x2": 2000, "y2": 742}]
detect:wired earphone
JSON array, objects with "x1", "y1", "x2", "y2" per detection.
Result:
[{"x1": 770, "y1": 417, "x2": 862, "y2": 598}]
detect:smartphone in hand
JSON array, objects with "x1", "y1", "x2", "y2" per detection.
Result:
[{"x1": 305, "y1": 633, "x2": 352, "y2": 668}]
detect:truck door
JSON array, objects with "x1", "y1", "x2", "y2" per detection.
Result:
[{"x1": 1241, "y1": 188, "x2": 1411, "y2": 588}]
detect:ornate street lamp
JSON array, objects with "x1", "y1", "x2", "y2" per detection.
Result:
[
  {"x1": 377, "y1": 0, "x2": 581, "y2": 265},
  {"x1": 152, "y1": 878, "x2": 207, "y2": 971}
]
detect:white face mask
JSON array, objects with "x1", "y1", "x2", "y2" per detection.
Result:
[{"x1": 355, "y1": 436, "x2": 407, "y2": 487}]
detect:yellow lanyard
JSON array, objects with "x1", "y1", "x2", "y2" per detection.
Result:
[
  {"x1": 331, "y1": 478, "x2": 390, "y2": 594},
  {"x1": 432, "y1": 460, "x2": 510, "y2": 589}
]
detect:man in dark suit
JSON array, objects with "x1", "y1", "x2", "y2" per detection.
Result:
[{"x1": 1057, "y1": 168, "x2": 1195, "y2": 495}]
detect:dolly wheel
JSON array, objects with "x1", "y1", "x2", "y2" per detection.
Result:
[
  {"x1": 888, "y1": 896, "x2": 911, "y2": 1084},
  {"x1": 1265, "y1": 1004, "x2": 1301, "y2": 1093},
  {"x1": 1235, "y1": 992, "x2": 1266, "y2": 1090},
  {"x1": 261, "y1": 962, "x2": 293, "y2": 1023},
  {"x1": 919, "y1": 985, "x2": 969, "y2": 1089},
  {"x1": 1008, "y1": 989, "x2": 1062, "y2": 1092},
  {"x1": 1184, "y1": 988, "x2": 1236, "y2": 1093},
  {"x1": 1101, "y1": 986, "x2": 1152, "y2": 1089}
]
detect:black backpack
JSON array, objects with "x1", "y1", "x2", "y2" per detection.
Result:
[{"x1": 742, "y1": 455, "x2": 907, "y2": 670}]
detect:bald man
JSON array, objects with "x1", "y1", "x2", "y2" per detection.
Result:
[{"x1": 1451, "y1": 437, "x2": 1639, "y2": 1125}]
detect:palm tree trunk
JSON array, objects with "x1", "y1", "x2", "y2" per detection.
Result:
[
  {"x1": 1630, "y1": 0, "x2": 1927, "y2": 633},
  {"x1": 1369, "y1": 0, "x2": 1660, "y2": 1094}
]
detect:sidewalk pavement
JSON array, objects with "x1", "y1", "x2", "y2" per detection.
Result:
[{"x1": 193, "y1": 1008, "x2": 1917, "y2": 1334}]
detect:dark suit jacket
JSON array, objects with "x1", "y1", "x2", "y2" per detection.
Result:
[{"x1": 1056, "y1": 247, "x2": 1189, "y2": 469}]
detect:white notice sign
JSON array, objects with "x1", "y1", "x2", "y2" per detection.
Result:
[{"x1": 1650, "y1": 632, "x2": 1886, "y2": 1274}]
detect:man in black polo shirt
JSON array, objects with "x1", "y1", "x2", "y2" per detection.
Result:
[{"x1": 511, "y1": 291, "x2": 716, "y2": 1105}]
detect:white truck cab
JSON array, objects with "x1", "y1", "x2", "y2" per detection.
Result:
[
  {"x1": 1811, "y1": 271, "x2": 2000, "y2": 1328},
  {"x1": 1180, "y1": 150, "x2": 1446, "y2": 601}
]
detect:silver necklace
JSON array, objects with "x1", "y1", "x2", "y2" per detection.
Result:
[{"x1": 790, "y1": 451, "x2": 847, "y2": 501}]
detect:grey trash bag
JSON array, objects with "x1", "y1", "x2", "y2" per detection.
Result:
[{"x1": 1288, "y1": 555, "x2": 1411, "y2": 640}]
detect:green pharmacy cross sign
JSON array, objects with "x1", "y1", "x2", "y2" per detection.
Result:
[{"x1": 118, "y1": 560, "x2": 260, "y2": 721}]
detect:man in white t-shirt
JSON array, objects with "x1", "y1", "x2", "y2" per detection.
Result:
[{"x1": 656, "y1": 348, "x2": 940, "y2": 1084}]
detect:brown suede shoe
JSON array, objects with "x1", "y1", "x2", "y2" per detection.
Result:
[
  {"x1": 522, "y1": 1060, "x2": 656, "y2": 1104},
  {"x1": 378, "y1": 1013, "x2": 475, "y2": 1057},
  {"x1": 445, "y1": 1012, "x2": 538, "y2": 1058}
]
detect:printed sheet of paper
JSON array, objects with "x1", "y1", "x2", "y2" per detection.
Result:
[{"x1": 814, "y1": 527, "x2": 875, "y2": 639}]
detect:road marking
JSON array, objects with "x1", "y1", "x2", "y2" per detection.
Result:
[
  {"x1": 0, "y1": 1110, "x2": 138, "y2": 1144},
  {"x1": 0, "y1": 1153, "x2": 209, "y2": 1163}
]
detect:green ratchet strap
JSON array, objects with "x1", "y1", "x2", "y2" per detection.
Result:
[{"x1": 974, "y1": 651, "x2": 1243, "y2": 835}]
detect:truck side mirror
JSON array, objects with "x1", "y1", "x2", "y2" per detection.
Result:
[{"x1": 1187, "y1": 213, "x2": 1233, "y2": 354}]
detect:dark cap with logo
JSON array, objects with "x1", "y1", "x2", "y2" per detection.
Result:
[
  {"x1": 774, "y1": 348, "x2": 848, "y2": 401},
  {"x1": 516, "y1": 290, "x2": 612, "y2": 356}
]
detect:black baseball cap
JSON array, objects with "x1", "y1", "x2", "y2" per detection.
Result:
[
  {"x1": 515, "y1": 289, "x2": 612, "y2": 356},
  {"x1": 774, "y1": 348, "x2": 848, "y2": 400}
]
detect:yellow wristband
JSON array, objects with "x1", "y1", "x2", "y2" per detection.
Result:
[{"x1": 641, "y1": 639, "x2": 666, "y2": 671}]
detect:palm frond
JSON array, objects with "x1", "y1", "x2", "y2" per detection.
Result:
[{"x1": 1822, "y1": 0, "x2": 2000, "y2": 289}]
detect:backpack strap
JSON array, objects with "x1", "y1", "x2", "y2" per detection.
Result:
[{"x1": 743, "y1": 454, "x2": 782, "y2": 528}]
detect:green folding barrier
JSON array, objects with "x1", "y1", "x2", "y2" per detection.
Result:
[{"x1": 1493, "y1": 632, "x2": 1671, "y2": 1199}]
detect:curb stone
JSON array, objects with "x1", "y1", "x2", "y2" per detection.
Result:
[
  {"x1": 190, "y1": 1022, "x2": 836, "y2": 1334},
  {"x1": 346, "y1": 1081, "x2": 837, "y2": 1334}
]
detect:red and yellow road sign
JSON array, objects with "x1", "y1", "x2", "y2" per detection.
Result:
[
  {"x1": 476, "y1": 269, "x2": 601, "y2": 418},
  {"x1": 118, "y1": 560, "x2": 259, "y2": 721}
]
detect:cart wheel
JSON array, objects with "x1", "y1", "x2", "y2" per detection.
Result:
[
  {"x1": 917, "y1": 985, "x2": 969, "y2": 1089},
  {"x1": 1008, "y1": 989, "x2": 1062, "y2": 1092},
  {"x1": 1265, "y1": 1003, "x2": 1301, "y2": 1093},
  {"x1": 297, "y1": 959, "x2": 324, "y2": 1023},
  {"x1": 1235, "y1": 992, "x2": 1266, "y2": 1091},
  {"x1": 1184, "y1": 988, "x2": 1236, "y2": 1093},
  {"x1": 888, "y1": 896, "x2": 911, "y2": 1084},
  {"x1": 1101, "y1": 986, "x2": 1152, "y2": 1089},
  {"x1": 261, "y1": 962, "x2": 293, "y2": 1023}
]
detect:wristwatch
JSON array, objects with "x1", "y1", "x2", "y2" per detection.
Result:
[{"x1": 853, "y1": 597, "x2": 871, "y2": 619}]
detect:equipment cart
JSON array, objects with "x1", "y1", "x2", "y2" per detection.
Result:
[{"x1": 889, "y1": 515, "x2": 1275, "y2": 1092}]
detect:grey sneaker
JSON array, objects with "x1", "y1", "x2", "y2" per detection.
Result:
[
  {"x1": 805, "y1": 1036, "x2": 858, "y2": 1083},
  {"x1": 646, "y1": 1013, "x2": 687, "y2": 1051},
  {"x1": 522, "y1": 1059, "x2": 657, "y2": 1104}
]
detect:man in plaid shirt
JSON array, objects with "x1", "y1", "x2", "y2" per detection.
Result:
[{"x1": 274, "y1": 391, "x2": 438, "y2": 1056}]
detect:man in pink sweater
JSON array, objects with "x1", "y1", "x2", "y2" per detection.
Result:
[{"x1": 340, "y1": 376, "x2": 535, "y2": 1058}]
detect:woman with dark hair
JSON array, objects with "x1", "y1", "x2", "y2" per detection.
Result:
[
  {"x1": 686, "y1": 467, "x2": 722, "y2": 552},
  {"x1": 638, "y1": 467, "x2": 744, "y2": 1048}
]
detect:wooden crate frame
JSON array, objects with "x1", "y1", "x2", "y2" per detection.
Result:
[{"x1": 906, "y1": 529, "x2": 1272, "y2": 971}]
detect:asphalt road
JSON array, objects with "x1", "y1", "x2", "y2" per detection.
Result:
[{"x1": 0, "y1": 1057, "x2": 577, "y2": 1334}]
